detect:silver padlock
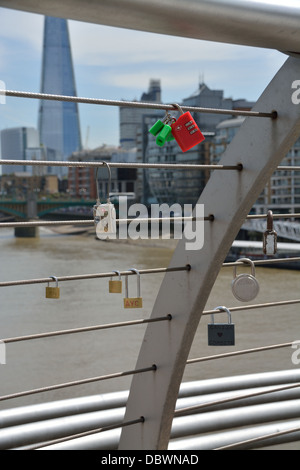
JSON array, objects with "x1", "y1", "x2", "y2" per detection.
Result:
[
  {"x1": 232, "y1": 258, "x2": 259, "y2": 302},
  {"x1": 263, "y1": 210, "x2": 278, "y2": 256},
  {"x1": 124, "y1": 268, "x2": 143, "y2": 309},
  {"x1": 208, "y1": 306, "x2": 235, "y2": 346}
]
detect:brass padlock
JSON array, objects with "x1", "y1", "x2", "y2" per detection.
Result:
[
  {"x1": 124, "y1": 268, "x2": 143, "y2": 309},
  {"x1": 109, "y1": 270, "x2": 122, "y2": 294},
  {"x1": 45, "y1": 276, "x2": 60, "y2": 299}
]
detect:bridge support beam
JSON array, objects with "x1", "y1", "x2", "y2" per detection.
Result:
[
  {"x1": 14, "y1": 226, "x2": 39, "y2": 238},
  {"x1": 14, "y1": 193, "x2": 39, "y2": 237},
  {"x1": 119, "y1": 56, "x2": 300, "y2": 450}
]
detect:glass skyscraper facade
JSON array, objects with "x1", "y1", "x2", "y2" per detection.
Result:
[
  {"x1": 0, "y1": 127, "x2": 41, "y2": 175},
  {"x1": 38, "y1": 17, "x2": 82, "y2": 177}
]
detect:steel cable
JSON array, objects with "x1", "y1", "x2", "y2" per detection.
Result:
[{"x1": 2, "y1": 89, "x2": 276, "y2": 119}]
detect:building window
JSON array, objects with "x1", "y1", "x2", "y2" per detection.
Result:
[{"x1": 126, "y1": 182, "x2": 134, "y2": 192}]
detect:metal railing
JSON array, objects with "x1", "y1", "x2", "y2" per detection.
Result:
[{"x1": 1, "y1": 0, "x2": 300, "y2": 52}]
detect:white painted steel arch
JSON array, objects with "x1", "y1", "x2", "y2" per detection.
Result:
[{"x1": 119, "y1": 56, "x2": 300, "y2": 449}]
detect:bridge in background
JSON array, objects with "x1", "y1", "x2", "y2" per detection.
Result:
[
  {"x1": 0, "y1": 198, "x2": 95, "y2": 219},
  {"x1": 1, "y1": 198, "x2": 300, "y2": 242},
  {"x1": 242, "y1": 219, "x2": 300, "y2": 243}
]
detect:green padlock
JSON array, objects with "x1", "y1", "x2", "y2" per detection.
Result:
[
  {"x1": 149, "y1": 119, "x2": 165, "y2": 137},
  {"x1": 149, "y1": 112, "x2": 175, "y2": 147},
  {"x1": 166, "y1": 131, "x2": 175, "y2": 142},
  {"x1": 156, "y1": 124, "x2": 173, "y2": 147}
]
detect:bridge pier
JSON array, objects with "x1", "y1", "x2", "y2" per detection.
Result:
[
  {"x1": 14, "y1": 226, "x2": 39, "y2": 238},
  {"x1": 14, "y1": 193, "x2": 39, "y2": 237}
]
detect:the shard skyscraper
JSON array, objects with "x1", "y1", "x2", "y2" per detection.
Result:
[{"x1": 38, "y1": 17, "x2": 82, "y2": 178}]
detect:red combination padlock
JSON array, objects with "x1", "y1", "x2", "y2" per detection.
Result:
[{"x1": 171, "y1": 104, "x2": 205, "y2": 152}]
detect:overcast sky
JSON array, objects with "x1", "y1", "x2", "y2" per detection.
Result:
[{"x1": 0, "y1": 6, "x2": 287, "y2": 150}]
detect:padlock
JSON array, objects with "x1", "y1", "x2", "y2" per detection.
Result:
[
  {"x1": 232, "y1": 258, "x2": 260, "y2": 302},
  {"x1": 109, "y1": 270, "x2": 122, "y2": 294},
  {"x1": 170, "y1": 104, "x2": 205, "y2": 152},
  {"x1": 45, "y1": 276, "x2": 60, "y2": 299},
  {"x1": 123, "y1": 268, "x2": 143, "y2": 309},
  {"x1": 149, "y1": 119, "x2": 165, "y2": 137},
  {"x1": 156, "y1": 123, "x2": 173, "y2": 147},
  {"x1": 149, "y1": 112, "x2": 175, "y2": 146},
  {"x1": 208, "y1": 306, "x2": 235, "y2": 346},
  {"x1": 263, "y1": 210, "x2": 278, "y2": 255},
  {"x1": 94, "y1": 162, "x2": 117, "y2": 240},
  {"x1": 94, "y1": 202, "x2": 117, "y2": 240}
]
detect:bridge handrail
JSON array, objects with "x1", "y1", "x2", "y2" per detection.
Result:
[{"x1": 1, "y1": 0, "x2": 300, "y2": 53}]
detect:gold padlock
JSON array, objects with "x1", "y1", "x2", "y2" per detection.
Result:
[
  {"x1": 123, "y1": 268, "x2": 143, "y2": 309},
  {"x1": 109, "y1": 270, "x2": 122, "y2": 294},
  {"x1": 45, "y1": 276, "x2": 60, "y2": 299}
]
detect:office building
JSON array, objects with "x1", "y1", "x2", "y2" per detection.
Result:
[
  {"x1": 182, "y1": 82, "x2": 255, "y2": 132},
  {"x1": 142, "y1": 82, "x2": 256, "y2": 207},
  {"x1": 38, "y1": 16, "x2": 82, "y2": 178},
  {"x1": 145, "y1": 127, "x2": 213, "y2": 206},
  {"x1": 211, "y1": 117, "x2": 300, "y2": 214},
  {"x1": 119, "y1": 79, "x2": 162, "y2": 150},
  {"x1": 68, "y1": 145, "x2": 138, "y2": 200},
  {"x1": 0, "y1": 127, "x2": 42, "y2": 175}
]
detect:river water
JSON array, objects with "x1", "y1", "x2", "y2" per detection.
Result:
[{"x1": 0, "y1": 228, "x2": 299, "y2": 447}]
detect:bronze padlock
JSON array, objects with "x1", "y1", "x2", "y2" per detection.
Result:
[
  {"x1": 45, "y1": 276, "x2": 60, "y2": 299},
  {"x1": 109, "y1": 270, "x2": 122, "y2": 294},
  {"x1": 124, "y1": 268, "x2": 143, "y2": 309}
]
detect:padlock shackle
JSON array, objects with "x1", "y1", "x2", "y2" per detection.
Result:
[
  {"x1": 125, "y1": 268, "x2": 141, "y2": 298},
  {"x1": 49, "y1": 275, "x2": 59, "y2": 288},
  {"x1": 170, "y1": 103, "x2": 184, "y2": 115},
  {"x1": 267, "y1": 210, "x2": 274, "y2": 231},
  {"x1": 162, "y1": 112, "x2": 176, "y2": 125},
  {"x1": 233, "y1": 257, "x2": 256, "y2": 278},
  {"x1": 211, "y1": 306, "x2": 232, "y2": 325},
  {"x1": 111, "y1": 270, "x2": 121, "y2": 281}
]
